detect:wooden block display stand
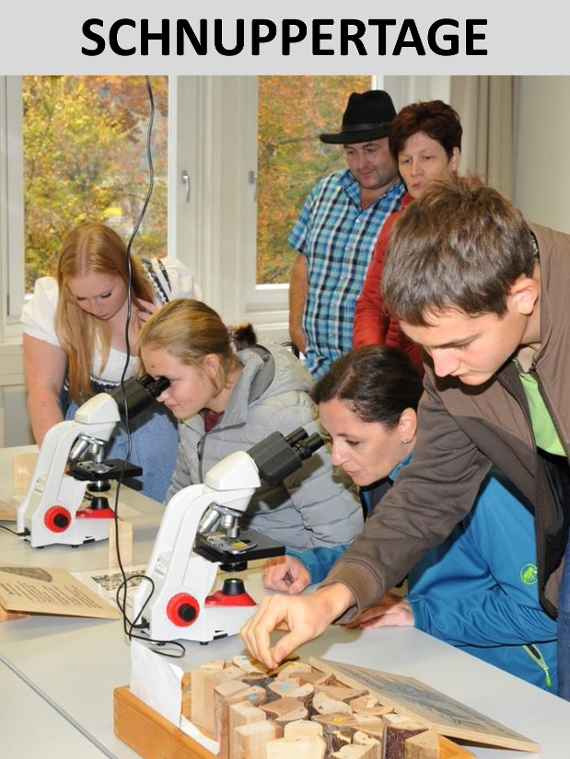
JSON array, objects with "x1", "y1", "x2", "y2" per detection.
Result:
[
  {"x1": 114, "y1": 655, "x2": 538, "y2": 759},
  {"x1": 114, "y1": 686, "x2": 212, "y2": 759},
  {"x1": 114, "y1": 687, "x2": 474, "y2": 759}
]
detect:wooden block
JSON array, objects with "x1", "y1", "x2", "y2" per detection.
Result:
[
  {"x1": 332, "y1": 745, "x2": 379, "y2": 759},
  {"x1": 315, "y1": 683, "x2": 367, "y2": 702},
  {"x1": 266, "y1": 736, "x2": 326, "y2": 758},
  {"x1": 438, "y1": 736, "x2": 476, "y2": 759},
  {"x1": 234, "y1": 720, "x2": 283, "y2": 759},
  {"x1": 233, "y1": 655, "x2": 267, "y2": 674},
  {"x1": 268, "y1": 680, "x2": 314, "y2": 701},
  {"x1": 114, "y1": 686, "x2": 214, "y2": 759},
  {"x1": 312, "y1": 713, "x2": 355, "y2": 730},
  {"x1": 296, "y1": 670, "x2": 331, "y2": 686},
  {"x1": 261, "y1": 697, "x2": 308, "y2": 723},
  {"x1": 215, "y1": 681, "x2": 268, "y2": 758},
  {"x1": 348, "y1": 716, "x2": 387, "y2": 740},
  {"x1": 312, "y1": 691, "x2": 353, "y2": 715},
  {"x1": 108, "y1": 519, "x2": 134, "y2": 569},
  {"x1": 310, "y1": 714, "x2": 355, "y2": 753},
  {"x1": 383, "y1": 714, "x2": 429, "y2": 759},
  {"x1": 191, "y1": 665, "x2": 243, "y2": 738},
  {"x1": 228, "y1": 702, "x2": 267, "y2": 759},
  {"x1": 214, "y1": 679, "x2": 251, "y2": 752},
  {"x1": 348, "y1": 694, "x2": 380, "y2": 712},
  {"x1": 353, "y1": 730, "x2": 382, "y2": 759},
  {"x1": 275, "y1": 661, "x2": 313, "y2": 679},
  {"x1": 284, "y1": 720, "x2": 323, "y2": 740},
  {"x1": 405, "y1": 729, "x2": 440, "y2": 758}
]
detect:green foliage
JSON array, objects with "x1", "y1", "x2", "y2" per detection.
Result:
[
  {"x1": 23, "y1": 76, "x2": 168, "y2": 291},
  {"x1": 256, "y1": 75, "x2": 372, "y2": 284}
]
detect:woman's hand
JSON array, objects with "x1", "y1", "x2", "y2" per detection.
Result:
[
  {"x1": 263, "y1": 556, "x2": 311, "y2": 594},
  {"x1": 135, "y1": 299, "x2": 160, "y2": 325},
  {"x1": 346, "y1": 592, "x2": 415, "y2": 630}
]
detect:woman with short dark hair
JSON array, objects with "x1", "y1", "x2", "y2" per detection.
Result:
[{"x1": 353, "y1": 100, "x2": 462, "y2": 359}]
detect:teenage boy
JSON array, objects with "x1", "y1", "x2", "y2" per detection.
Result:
[{"x1": 242, "y1": 178, "x2": 570, "y2": 699}]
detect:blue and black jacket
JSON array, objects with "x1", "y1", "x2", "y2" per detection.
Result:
[{"x1": 288, "y1": 457, "x2": 557, "y2": 692}]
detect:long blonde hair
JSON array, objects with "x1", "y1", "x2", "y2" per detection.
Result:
[
  {"x1": 139, "y1": 299, "x2": 251, "y2": 393},
  {"x1": 55, "y1": 222, "x2": 154, "y2": 403}
]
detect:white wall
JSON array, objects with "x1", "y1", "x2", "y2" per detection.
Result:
[{"x1": 514, "y1": 76, "x2": 570, "y2": 232}]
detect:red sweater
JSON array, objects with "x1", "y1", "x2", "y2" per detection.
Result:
[{"x1": 353, "y1": 193, "x2": 423, "y2": 371}]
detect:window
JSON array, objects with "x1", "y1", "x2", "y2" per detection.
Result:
[
  {"x1": 256, "y1": 75, "x2": 372, "y2": 285},
  {"x1": 174, "y1": 75, "x2": 374, "y2": 341},
  {"x1": 5, "y1": 75, "x2": 168, "y2": 320}
]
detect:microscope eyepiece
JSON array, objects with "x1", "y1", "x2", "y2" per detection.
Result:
[
  {"x1": 110, "y1": 374, "x2": 171, "y2": 422},
  {"x1": 139, "y1": 374, "x2": 170, "y2": 398}
]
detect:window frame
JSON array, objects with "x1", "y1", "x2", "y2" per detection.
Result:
[
  {"x1": 1, "y1": 74, "x2": 450, "y2": 346},
  {"x1": 2, "y1": 77, "x2": 25, "y2": 334}
]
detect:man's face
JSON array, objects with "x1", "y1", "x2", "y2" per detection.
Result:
[
  {"x1": 343, "y1": 138, "x2": 397, "y2": 194},
  {"x1": 401, "y1": 300, "x2": 531, "y2": 386}
]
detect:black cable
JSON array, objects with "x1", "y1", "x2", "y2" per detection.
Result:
[
  {"x1": 109, "y1": 76, "x2": 186, "y2": 658},
  {"x1": 0, "y1": 524, "x2": 21, "y2": 536}
]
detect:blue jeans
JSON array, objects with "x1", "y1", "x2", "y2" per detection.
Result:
[
  {"x1": 558, "y1": 538, "x2": 570, "y2": 700},
  {"x1": 65, "y1": 399, "x2": 178, "y2": 503}
]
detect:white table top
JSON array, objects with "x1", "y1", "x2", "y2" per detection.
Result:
[
  {"x1": 2, "y1": 445, "x2": 570, "y2": 759},
  {"x1": 0, "y1": 656, "x2": 106, "y2": 758}
]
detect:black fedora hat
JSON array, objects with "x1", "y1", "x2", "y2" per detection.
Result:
[{"x1": 320, "y1": 90, "x2": 396, "y2": 145}]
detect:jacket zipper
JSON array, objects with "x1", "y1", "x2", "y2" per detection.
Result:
[
  {"x1": 523, "y1": 643, "x2": 553, "y2": 689},
  {"x1": 532, "y1": 370, "x2": 570, "y2": 461}
]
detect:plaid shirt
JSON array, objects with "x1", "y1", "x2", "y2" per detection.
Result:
[{"x1": 290, "y1": 170, "x2": 405, "y2": 378}]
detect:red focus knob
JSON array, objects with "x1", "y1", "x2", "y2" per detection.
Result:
[
  {"x1": 44, "y1": 506, "x2": 71, "y2": 533},
  {"x1": 166, "y1": 593, "x2": 200, "y2": 627}
]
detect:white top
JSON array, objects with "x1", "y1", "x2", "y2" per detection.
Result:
[{"x1": 21, "y1": 257, "x2": 201, "y2": 385}]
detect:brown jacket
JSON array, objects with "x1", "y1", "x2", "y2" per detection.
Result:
[{"x1": 327, "y1": 223, "x2": 570, "y2": 619}]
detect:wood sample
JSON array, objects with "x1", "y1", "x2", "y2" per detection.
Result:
[
  {"x1": 383, "y1": 713, "x2": 428, "y2": 759},
  {"x1": 191, "y1": 663, "x2": 243, "y2": 738},
  {"x1": 229, "y1": 702, "x2": 267, "y2": 759},
  {"x1": 332, "y1": 744, "x2": 379, "y2": 759},
  {"x1": 261, "y1": 696, "x2": 308, "y2": 723},
  {"x1": 234, "y1": 720, "x2": 283, "y2": 759},
  {"x1": 404, "y1": 729, "x2": 440, "y2": 759},
  {"x1": 284, "y1": 720, "x2": 324, "y2": 740},
  {"x1": 266, "y1": 735, "x2": 327, "y2": 758}
]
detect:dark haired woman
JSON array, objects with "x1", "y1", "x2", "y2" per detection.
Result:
[
  {"x1": 262, "y1": 346, "x2": 557, "y2": 692},
  {"x1": 353, "y1": 100, "x2": 462, "y2": 360}
]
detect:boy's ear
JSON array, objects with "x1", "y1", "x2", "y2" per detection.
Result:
[
  {"x1": 510, "y1": 274, "x2": 539, "y2": 316},
  {"x1": 398, "y1": 408, "x2": 417, "y2": 445}
]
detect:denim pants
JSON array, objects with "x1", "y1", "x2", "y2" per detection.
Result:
[
  {"x1": 558, "y1": 539, "x2": 570, "y2": 699},
  {"x1": 66, "y1": 399, "x2": 178, "y2": 503}
]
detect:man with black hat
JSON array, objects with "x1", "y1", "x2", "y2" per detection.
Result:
[{"x1": 288, "y1": 89, "x2": 405, "y2": 378}]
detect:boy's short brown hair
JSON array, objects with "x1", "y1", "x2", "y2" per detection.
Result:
[{"x1": 383, "y1": 177, "x2": 538, "y2": 326}]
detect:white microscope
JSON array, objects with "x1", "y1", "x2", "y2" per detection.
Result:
[
  {"x1": 133, "y1": 426, "x2": 324, "y2": 644},
  {"x1": 17, "y1": 375, "x2": 169, "y2": 548}
]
